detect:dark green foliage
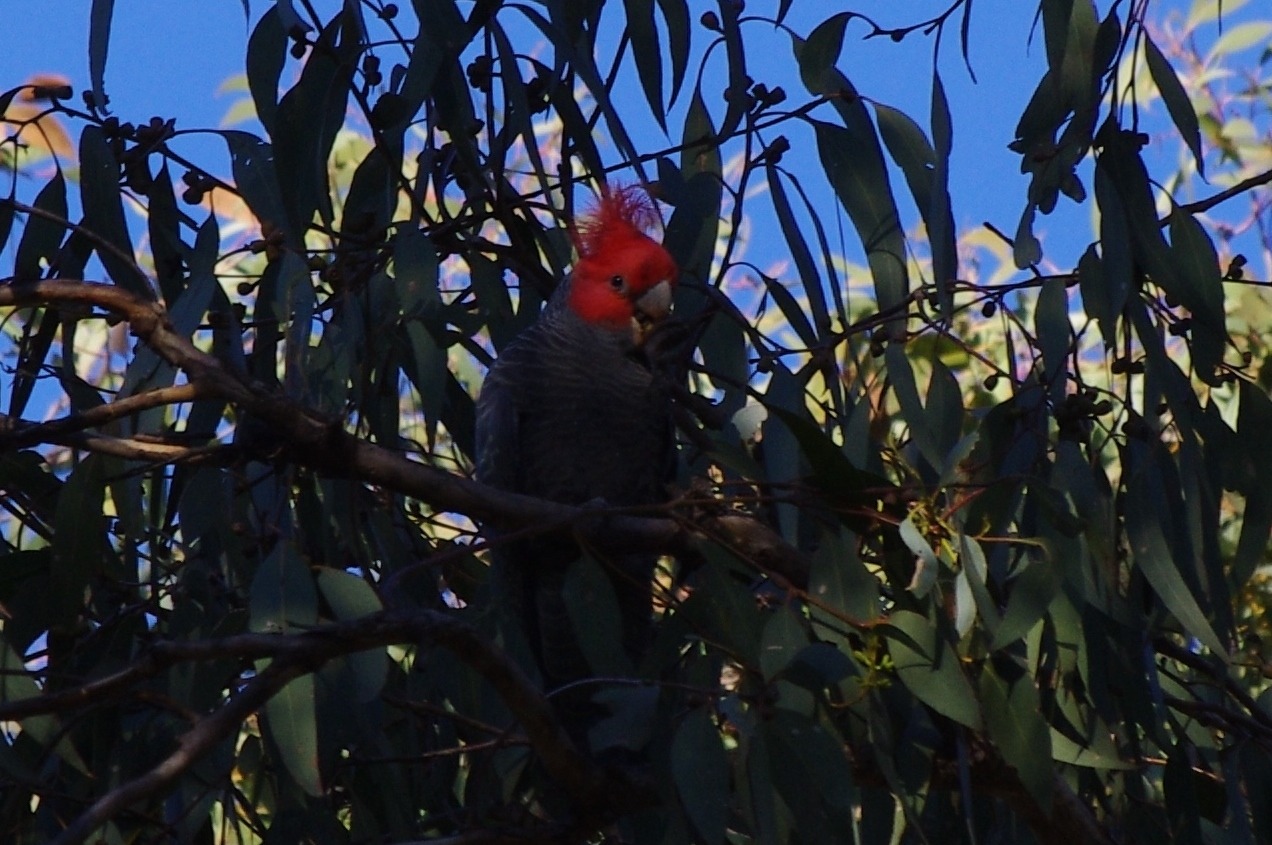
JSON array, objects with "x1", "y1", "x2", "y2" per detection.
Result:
[{"x1": 0, "y1": 2, "x2": 1271, "y2": 844}]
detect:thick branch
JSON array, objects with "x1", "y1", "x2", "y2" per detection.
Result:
[
  {"x1": 0, "y1": 383, "x2": 203, "y2": 450},
  {"x1": 0, "y1": 279, "x2": 810, "y2": 586},
  {"x1": 46, "y1": 609, "x2": 611, "y2": 845}
]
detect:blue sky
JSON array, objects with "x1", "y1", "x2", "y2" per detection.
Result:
[{"x1": 0, "y1": 1, "x2": 1262, "y2": 290}]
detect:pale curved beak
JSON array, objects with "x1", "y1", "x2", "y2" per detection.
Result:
[
  {"x1": 630, "y1": 280, "x2": 674, "y2": 346},
  {"x1": 633, "y1": 280, "x2": 673, "y2": 323}
]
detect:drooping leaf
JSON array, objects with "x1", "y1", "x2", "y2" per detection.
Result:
[
  {"x1": 656, "y1": 0, "x2": 690, "y2": 109},
  {"x1": 79, "y1": 126, "x2": 149, "y2": 295},
  {"x1": 51, "y1": 454, "x2": 108, "y2": 629},
  {"x1": 264, "y1": 672, "x2": 323, "y2": 796},
  {"x1": 1124, "y1": 444, "x2": 1226, "y2": 656},
  {"x1": 623, "y1": 0, "x2": 666, "y2": 131},
  {"x1": 1143, "y1": 33, "x2": 1204, "y2": 176},
  {"x1": 14, "y1": 172, "x2": 68, "y2": 281},
  {"x1": 563, "y1": 555, "x2": 633, "y2": 677},
  {"x1": 1035, "y1": 276, "x2": 1070, "y2": 401},
  {"x1": 88, "y1": 0, "x2": 114, "y2": 110},
  {"x1": 247, "y1": 6, "x2": 287, "y2": 135},
  {"x1": 272, "y1": 13, "x2": 358, "y2": 236},
  {"x1": 813, "y1": 119, "x2": 909, "y2": 336},
  {"x1": 316, "y1": 567, "x2": 387, "y2": 703},
  {"x1": 766, "y1": 162, "x2": 829, "y2": 340},
  {"x1": 887, "y1": 610, "x2": 982, "y2": 729},
  {"x1": 981, "y1": 661, "x2": 1053, "y2": 812},
  {"x1": 927, "y1": 69, "x2": 957, "y2": 318},
  {"x1": 672, "y1": 707, "x2": 729, "y2": 844},
  {"x1": 991, "y1": 553, "x2": 1061, "y2": 651}
]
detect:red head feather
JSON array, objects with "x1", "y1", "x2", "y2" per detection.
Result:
[{"x1": 567, "y1": 185, "x2": 678, "y2": 329}]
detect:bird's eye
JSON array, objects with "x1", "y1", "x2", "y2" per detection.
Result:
[{"x1": 609, "y1": 275, "x2": 626, "y2": 292}]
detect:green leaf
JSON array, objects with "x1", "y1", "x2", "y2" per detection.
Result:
[
  {"x1": 885, "y1": 344, "x2": 942, "y2": 470},
  {"x1": 714, "y1": 0, "x2": 749, "y2": 140},
  {"x1": 80, "y1": 127, "x2": 145, "y2": 295},
  {"x1": 563, "y1": 555, "x2": 633, "y2": 676},
  {"x1": 656, "y1": 0, "x2": 690, "y2": 109},
  {"x1": 341, "y1": 144, "x2": 397, "y2": 238},
  {"x1": 88, "y1": 0, "x2": 114, "y2": 109},
  {"x1": 886, "y1": 610, "x2": 982, "y2": 729},
  {"x1": 928, "y1": 69, "x2": 957, "y2": 318},
  {"x1": 1234, "y1": 382, "x2": 1272, "y2": 586},
  {"x1": 247, "y1": 6, "x2": 286, "y2": 135},
  {"x1": 623, "y1": 0, "x2": 666, "y2": 131},
  {"x1": 761, "y1": 710, "x2": 855, "y2": 831},
  {"x1": 672, "y1": 708, "x2": 728, "y2": 844},
  {"x1": 1035, "y1": 277, "x2": 1070, "y2": 400},
  {"x1": 222, "y1": 130, "x2": 288, "y2": 235},
  {"x1": 1143, "y1": 34, "x2": 1203, "y2": 176},
  {"x1": 664, "y1": 91, "x2": 721, "y2": 288},
  {"x1": 766, "y1": 162, "x2": 829, "y2": 340},
  {"x1": 1168, "y1": 206, "x2": 1226, "y2": 383},
  {"x1": 793, "y1": 13, "x2": 850, "y2": 88},
  {"x1": 809, "y1": 528, "x2": 878, "y2": 629},
  {"x1": 51, "y1": 454, "x2": 108, "y2": 629},
  {"x1": 272, "y1": 13, "x2": 357, "y2": 236},
  {"x1": 1124, "y1": 445, "x2": 1225, "y2": 655},
  {"x1": 898, "y1": 515, "x2": 940, "y2": 598},
  {"x1": 760, "y1": 604, "x2": 808, "y2": 681},
  {"x1": 15, "y1": 172, "x2": 67, "y2": 281},
  {"x1": 1014, "y1": 201, "x2": 1042, "y2": 268},
  {"x1": 813, "y1": 119, "x2": 909, "y2": 336},
  {"x1": 589, "y1": 685, "x2": 659, "y2": 752},
  {"x1": 265, "y1": 672, "x2": 323, "y2": 796},
  {"x1": 316, "y1": 568, "x2": 386, "y2": 703},
  {"x1": 249, "y1": 543, "x2": 319, "y2": 634},
  {"x1": 683, "y1": 551, "x2": 762, "y2": 665},
  {"x1": 992, "y1": 553, "x2": 1060, "y2": 650},
  {"x1": 981, "y1": 662, "x2": 1053, "y2": 812},
  {"x1": 147, "y1": 162, "x2": 185, "y2": 303}
]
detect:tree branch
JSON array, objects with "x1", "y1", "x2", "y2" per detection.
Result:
[
  {"x1": 0, "y1": 278, "x2": 812, "y2": 587},
  {"x1": 47, "y1": 609, "x2": 616, "y2": 845}
]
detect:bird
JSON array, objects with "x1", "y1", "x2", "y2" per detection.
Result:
[{"x1": 474, "y1": 184, "x2": 679, "y2": 737}]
